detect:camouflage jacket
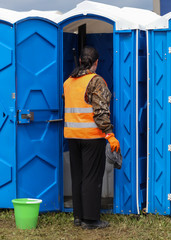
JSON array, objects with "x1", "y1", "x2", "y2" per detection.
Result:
[{"x1": 76, "y1": 70, "x2": 113, "y2": 134}]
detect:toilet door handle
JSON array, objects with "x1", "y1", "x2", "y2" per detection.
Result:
[{"x1": 46, "y1": 119, "x2": 63, "y2": 123}]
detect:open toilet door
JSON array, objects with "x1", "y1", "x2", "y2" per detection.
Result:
[{"x1": 15, "y1": 18, "x2": 63, "y2": 212}]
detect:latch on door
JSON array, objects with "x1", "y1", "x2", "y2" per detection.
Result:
[{"x1": 18, "y1": 109, "x2": 34, "y2": 124}]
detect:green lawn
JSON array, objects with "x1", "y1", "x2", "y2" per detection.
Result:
[{"x1": 0, "y1": 210, "x2": 171, "y2": 240}]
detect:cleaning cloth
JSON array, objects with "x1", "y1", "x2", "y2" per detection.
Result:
[{"x1": 105, "y1": 143, "x2": 122, "y2": 169}]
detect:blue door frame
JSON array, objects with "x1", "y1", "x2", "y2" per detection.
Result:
[
  {"x1": 58, "y1": 14, "x2": 143, "y2": 214},
  {"x1": 0, "y1": 21, "x2": 16, "y2": 208}
]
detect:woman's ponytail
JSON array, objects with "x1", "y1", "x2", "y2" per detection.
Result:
[{"x1": 70, "y1": 46, "x2": 99, "y2": 78}]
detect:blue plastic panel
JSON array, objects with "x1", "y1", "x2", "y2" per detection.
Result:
[
  {"x1": 114, "y1": 31, "x2": 137, "y2": 214},
  {"x1": 63, "y1": 32, "x2": 78, "y2": 81},
  {"x1": 0, "y1": 23, "x2": 16, "y2": 208},
  {"x1": 16, "y1": 19, "x2": 62, "y2": 212},
  {"x1": 86, "y1": 33, "x2": 114, "y2": 124},
  {"x1": 148, "y1": 30, "x2": 170, "y2": 214},
  {"x1": 63, "y1": 32, "x2": 78, "y2": 154}
]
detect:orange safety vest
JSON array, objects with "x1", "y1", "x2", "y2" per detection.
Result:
[{"x1": 63, "y1": 73, "x2": 106, "y2": 139}]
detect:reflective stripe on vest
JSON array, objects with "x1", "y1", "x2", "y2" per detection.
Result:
[
  {"x1": 64, "y1": 73, "x2": 106, "y2": 139},
  {"x1": 65, "y1": 107, "x2": 94, "y2": 113},
  {"x1": 64, "y1": 122, "x2": 97, "y2": 128}
]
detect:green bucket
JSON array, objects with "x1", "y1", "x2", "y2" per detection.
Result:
[{"x1": 12, "y1": 198, "x2": 42, "y2": 229}]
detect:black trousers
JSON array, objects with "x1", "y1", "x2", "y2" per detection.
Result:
[{"x1": 68, "y1": 138, "x2": 106, "y2": 221}]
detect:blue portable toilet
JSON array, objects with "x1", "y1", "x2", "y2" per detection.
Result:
[
  {"x1": 146, "y1": 13, "x2": 171, "y2": 215},
  {"x1": 58, "y1": 1, "x2": 159, "y2": 214},
  {"x1": 0, "y1": 9, "x2": 63, "y2": 212}
]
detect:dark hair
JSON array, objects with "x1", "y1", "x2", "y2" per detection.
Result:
[{"x1": 71, "y1": 46, "x2": 99, "y2": 77}]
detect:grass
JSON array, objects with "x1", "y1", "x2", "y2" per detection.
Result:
[{"x1": 0, "y1": 210, "x2": 171, "y2": 240}]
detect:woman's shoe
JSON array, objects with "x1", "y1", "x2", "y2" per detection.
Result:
[
  {"x1": 74, "y1": 218, "x2": 82, "y2": 226},
  {"x1": 81, "y1": 220, "x2": 109, "y2": 229}
]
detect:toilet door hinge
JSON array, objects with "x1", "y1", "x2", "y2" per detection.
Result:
[
  {"x1": 168, "y1": 194, "x2": 171, "y2": 200},
  {"x1": 12, "y1": 93, "x2": 15, "y2": 99},
  {"x1": 169, "y1": 47, "x2": 171, "y2": 54}
]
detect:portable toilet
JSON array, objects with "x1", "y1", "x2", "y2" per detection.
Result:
[
  {"x1": 58, "y1": 1, "x2": 159, "y2": 214},
  {"x1": 146, "y1": 13, "x2": 171, "y2": 215},
  {"x1": 0, "y1": 9, "x2": 63, "y2": 212}
]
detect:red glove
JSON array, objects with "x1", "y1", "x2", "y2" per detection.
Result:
[{"x1": 105, "y1": 133, "x2": 120, "y2": 152}]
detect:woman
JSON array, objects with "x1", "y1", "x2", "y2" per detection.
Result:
[{"x1": 63, "y1": 46, "x2": 120, "y2": 229}]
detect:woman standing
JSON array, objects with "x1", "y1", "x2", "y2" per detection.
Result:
[{"x1": 63, "y1": 46, "x2": 120, "y2": 229}]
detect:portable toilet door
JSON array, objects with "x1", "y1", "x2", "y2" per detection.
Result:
[
  {"x1": 0, "y1": 21, "x2": 16, "y2": 208},
  {"x1": 58, "y1": 1, "x2": 149, "y2": 214},
  {"x1": 146, "y1": 14, "x2": 171, "y2": 215},
  {"x1": 15, "y1": 17, "x2": 63, "y2": 212}
]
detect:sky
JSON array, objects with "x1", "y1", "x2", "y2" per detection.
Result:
[{"x1": 0, "y1": 0, "x2": 153, "y2": 13}]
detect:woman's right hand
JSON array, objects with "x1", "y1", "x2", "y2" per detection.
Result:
[{"x1": 105, "y1": 133, "x2": 120, "y2": 152}]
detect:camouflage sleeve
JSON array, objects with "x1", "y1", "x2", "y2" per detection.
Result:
[{"x1": 85, "y1": 75, "x2": 113, "y2": 134}]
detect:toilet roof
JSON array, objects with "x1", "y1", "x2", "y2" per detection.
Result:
[
  {"x1": 58, "y1": 1, "x2": 160, "y2": 31},
  {"x1": 146, "y1": 12, "x2": 171, "y2": 29},
  {"x1": 0, "y1": 8, "x2": 61, "y2": 24},
  {"x1": 0, "y1": 1, "x2": 161, "y2": 31}
]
